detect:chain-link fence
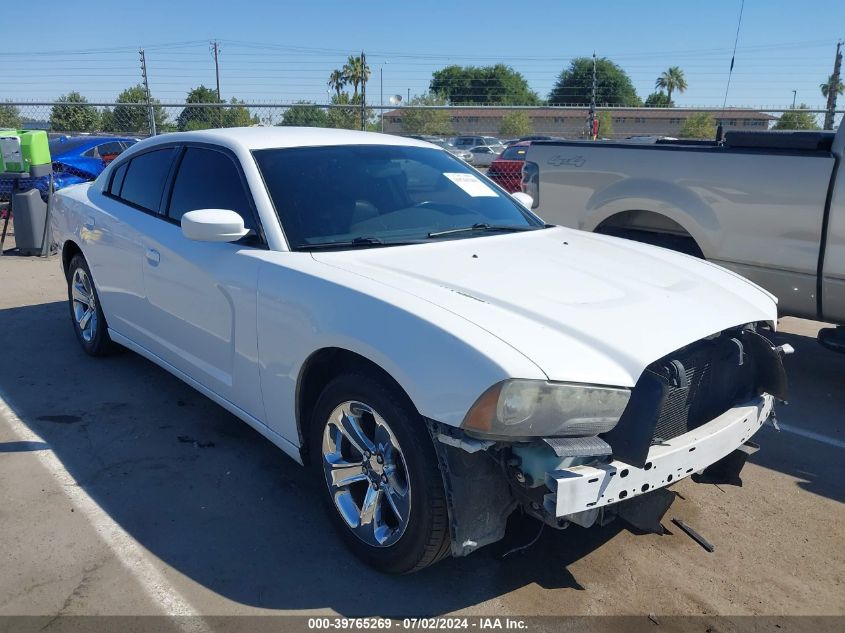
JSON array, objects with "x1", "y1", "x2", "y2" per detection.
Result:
[{"x1": 3, "y1": 102, "x2": 842, "y2": 141}]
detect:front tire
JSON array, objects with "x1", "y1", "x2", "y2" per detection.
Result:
[
  {"x1": 310, "y1": 372, "x2": 451, "y2": 573},
  {"x1": 67, "y1": 254, "x2": 115, "y2": 356}
]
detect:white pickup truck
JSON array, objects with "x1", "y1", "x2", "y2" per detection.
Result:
[{"x1": 523, "y1": 125, "x2": 845, "y2": 350}]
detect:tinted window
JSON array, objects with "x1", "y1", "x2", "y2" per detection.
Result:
[
  {"x1": 501, "y1": 145, "x2": 527, "y2": 160},
  {"x1": 253, "y1": 145, "x2": 542, "y2": 249},
  {"x1": 48, "y1": 137, "x2": 92, "y2": 155},
  {"x1": 119, "y1": 148, "x2": 177, "y2": 212},
  {"x1": 168, "y1": 148, "x2": 253, "y2": 227},
  {"x1": 109, "y1": 162, "x2": 128, "y2": 195}
]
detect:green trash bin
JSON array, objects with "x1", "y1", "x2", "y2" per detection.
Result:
[{"x1": 0, "y1": 130, "x2": 51, "y2": 175}]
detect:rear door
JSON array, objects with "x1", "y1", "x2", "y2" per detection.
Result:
[
  {"x1": 140, "y1": 144, "x2": 266, "y2": 420},
  {"x1": 86, "y1": 146, "x2": 179, "y2": 345}
]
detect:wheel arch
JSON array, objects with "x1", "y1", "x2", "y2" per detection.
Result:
[
  {"x1": 295, "y1": 347, "x2": 419, "y2": 461},
  {"x1": 594, "y1": 210, "x2": 706, "y2": 258},
  {"x1": 61, "y1": 239, "x2": 84, "y2": 280}
]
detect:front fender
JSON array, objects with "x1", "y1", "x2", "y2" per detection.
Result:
[{"x1": 255, "y1": 253, "x2": 545, "y2": 448}]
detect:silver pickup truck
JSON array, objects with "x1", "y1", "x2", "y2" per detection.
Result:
[{"x1": 523, "y1": 125, "x2": 845, "y2": 349}]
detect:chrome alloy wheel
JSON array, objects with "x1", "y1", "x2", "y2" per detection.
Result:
[
  {"x1": 71, "y1": 268, "x2": 98, "y2": 343},
  {"x1": 321, "y1": 401, "x2": 411, "y2": 548}
]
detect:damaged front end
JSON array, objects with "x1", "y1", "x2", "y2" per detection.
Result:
[{"x1": 428, "y1": 323, "x2": 790, "y2": 557}]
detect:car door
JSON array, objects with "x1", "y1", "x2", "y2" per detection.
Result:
[
  {"x1": 140, "y1": 144, "x2": 266, "y2": 421},
  {"x1": 87, "y1": 146, "x2": 179, "y2": 346}
]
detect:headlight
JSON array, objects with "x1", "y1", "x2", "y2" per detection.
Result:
[{"x1": 462, "y1": 379, "x2": 631, "y2": 439}]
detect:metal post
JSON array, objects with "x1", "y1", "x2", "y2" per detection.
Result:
[
  {"x1": 824, "y1": 41, "x2": 843, "y2": 130},
  {"x1": 791, "y1": 90, "x2": 797, "y2": 109},
  {"x1": 360, "y1": 51, "x2": 367, "y2": 131},
  {"x1": 588, "y1": 52, "x2": 597, "y2": 139},
  {"x1": 380, "y1": 66, "x2": 384, "y2": 133},
  {"x1": 139, "y1": 48, "x2": 156, "y2": 136}
]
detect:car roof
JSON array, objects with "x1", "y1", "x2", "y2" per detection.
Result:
[
  {"x1": 50, "y1": 135, "x2": 137, "y2": 155},
  {"x1": 134, "y1": 127, "x2": 436, "y2": 152}
]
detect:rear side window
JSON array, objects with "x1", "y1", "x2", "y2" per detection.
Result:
[
  {"x1": 167, "y1": 147, "x2": 254, "y2": 227},
  {"x1": 109, "y1": 162, "x2": 129, "y2": 196},
  {"x1": 117, "y1": 148, "x2": 177, "y2": 212}
]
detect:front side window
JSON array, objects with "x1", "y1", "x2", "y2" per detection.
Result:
[
  {"x1": 253, "y1": 144, "x2": 544, "y2": 250},
  {"x1": 118, "y1": 147, "x2": 178, "y2": 213},
  {"x1": 168, "y1": 147, "x2": 253, "y2": 227}
]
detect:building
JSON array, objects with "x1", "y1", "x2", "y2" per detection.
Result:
[{"x1": 381, "y1": 107, "x2": 776, "y2": 139}]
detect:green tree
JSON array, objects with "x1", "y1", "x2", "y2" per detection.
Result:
[
  {"x1": 499, "y1": 111, "x2": 533, "y2": 137},
  {"x1": 49, "y1": 91, "x2": 100, "y2": 132},
  {"x1": 548, "y1": 57, "x2": 640, "y2": 106},
  {"x1": 774, "y1": 104, "x2": 820, "y2": 130},
  {"x1": 400, "y1": 94, "x2": 453, "y2": 135},
  {"x1": 430, "y1": 64, "x2": 540, "y2": 105},
  {"x1": 0, "y1": 102, "x2": 22, "y2": 128},
  {"x1": 177, "y1": 85, "x2": 223, "y2": 131},
  {"x1": 281, "y1": 101, "x2": 329, "y2": 127},
  {"x1": 222, "y1": 97, "x2": 258, "y2": 127},
  {"x1": 596, "y1": 111, "x2": 614, "y2": 138},
  {"x1": 328, "y1": 69, "x2": 346, "y2": 99},
  {"x1": 342, "y1": 55, "x2": 370, "y2": 99},
  {"x1": 644, "y1": 91, "x2": 673, "y2": 107},
  {"x1": 655, "y1": 66, "x2": 687, "y2": 103},
  {"x1": 820, "y1": 74, "x2": 844, "y2": 99},
  {"x1": 327, "y1": 93, "x2": 360, "y2": 130},
  {"x1": 679, "y1": 112, "x2": 716, "y2": 139},
  {"x1": 102, "y1": 85, "x2": 167, "y2": 134}
]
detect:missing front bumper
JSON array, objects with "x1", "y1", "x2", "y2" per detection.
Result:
[{"x1": 545, "y1": 395, "x2": 772, "y2": 518}]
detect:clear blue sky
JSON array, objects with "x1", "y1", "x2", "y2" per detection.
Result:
[{"x1": 1, "y1": 0, "x2": 843, "y2": 109}]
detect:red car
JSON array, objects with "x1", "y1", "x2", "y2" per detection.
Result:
[{"x1": 487, "y1": 141, "x2": 529, "y2": 193}]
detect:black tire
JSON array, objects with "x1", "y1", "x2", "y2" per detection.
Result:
[
  {"x1": 310, "y1": 371, "x2": 451, "y2": 573},
  {"x1": 67, "y1": 254, "x2": 115, "y2": 356}
]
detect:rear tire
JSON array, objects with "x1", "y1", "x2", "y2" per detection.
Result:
[
  {"x1": 310, "y1": 371, "x2": 451, "y2": 573},
  {"x1": 67, "y1": 254, "x2": 115, "y2": 356}
]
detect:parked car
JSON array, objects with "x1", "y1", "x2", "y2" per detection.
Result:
[
  {"x1": 452, "y1": 135, "x2": 504, "y2": 152},
  {"x1": 0, "y1": 135, "x2": 137, "y2": 202},
  {"x1": 466, "y1": 145, "x2": 501, "y2": 167},
  {"x1": 52, "y1": 127, "x2": 786, "y2": 573},
  {"x1": 488, "y1": 141, "x2": 529, "y2": 192},
  {"x1": 523, "y1": 127, "x2": 845, "y2": 349},
  {"x1": 405, "y1": 135, "x2": 474, "y2": 163}
]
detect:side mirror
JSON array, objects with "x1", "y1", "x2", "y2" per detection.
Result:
[
  {"x1": 181, "y1": 209, "x2": 250, "y2": 243},
  {"x1": 511, "y1": 192, "x2": 534, "y2": 209}
]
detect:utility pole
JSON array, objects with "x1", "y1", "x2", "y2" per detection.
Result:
[
  {"x1": 792, "y1": 90, "x2": 797, "y2": 109},
  {"x1": 824, "y1": 40, "x2": 843, "y2": 130},
  {"x1": 139, "y1": 48, "x2": 156, "y2": 136},
  {"x1": 360, "y1": 50, "x2": 367, "y2": 131},
  {"x1": 211, "y1": 39, "x2": 222, "y2": 127},
  {"x1": 588, "y1": 52, "x2": 597, "y2": 139},
  {"x1": 380, "y1": 65, "x2": 384, "y2": 133}
]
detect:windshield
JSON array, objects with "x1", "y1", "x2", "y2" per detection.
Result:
[
  {"x1": 48, "y1": 137, "x2": 92, "y2": 155},
  {"x1": 500, "y1": 145, "x2": 528, "y2": 160},
  {"x1": 253, "y1": 145, "x2": 543, "y2": 250}
]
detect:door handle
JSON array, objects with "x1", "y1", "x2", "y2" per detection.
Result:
[
  {"x1": 84, "y1": 215, "x2": 95, "y2": 230},
  {"x1": 145, "y1": 248, "x2": 160, "y2": 267}
]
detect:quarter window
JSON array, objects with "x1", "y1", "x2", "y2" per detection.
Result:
[
  {"x1": 109, "y1": 162, "x2": 129, "y2": 196},
  {"x1": 167, "y1": 147, "x2": 254, "y2": 228},
  {"x1": 118, "y1": 148, "x2": 178, "y2": 213}
]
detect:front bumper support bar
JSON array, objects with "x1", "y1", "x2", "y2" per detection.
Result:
[{"x1": 545, "y1": 395, "x2": 773, "y2": 518}]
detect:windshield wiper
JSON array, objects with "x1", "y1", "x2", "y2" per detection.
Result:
[
  {"x1": 299, "y1": 236, "x2": 420, "y2": 250},
  {"x1": 427, "y1": 223, "x2": 537, "y2": 238}
]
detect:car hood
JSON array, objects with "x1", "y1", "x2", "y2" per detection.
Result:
[{"x1": 311, "y1": 227, "x2": 777, "y2": 387}]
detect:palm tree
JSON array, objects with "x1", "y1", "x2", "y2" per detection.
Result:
[
  {"x1": 342, "y1": 55, "x2": 371, "y2": 99},
  {"x1": 655, "y1": 66, "x2": 688, "y2": 103},
  {"x1": 820, "y1": 74, "x2": 844, "y2": 99},
  {"x1": 328, "y1": 69, "x2": 345, "y2": 99}
]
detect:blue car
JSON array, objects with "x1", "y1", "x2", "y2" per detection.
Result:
[{"x1": 0, "y1": 135, "x2": 138, "y2": 202}]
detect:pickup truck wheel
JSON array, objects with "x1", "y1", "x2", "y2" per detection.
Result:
[
  {"x1": 311, "y1": 373, "x2": 451, "y2": 573},
  {"x1": 67, "y1": 255, "x2": 114, "y2": 356}
]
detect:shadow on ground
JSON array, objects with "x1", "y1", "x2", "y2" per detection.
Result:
[{"x1": 0, "y1": 300, "x2": 620, "y2": 615}]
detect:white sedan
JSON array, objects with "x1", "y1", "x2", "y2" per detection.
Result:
[{"x1": 52, "y1": 127, "x2": 786, "y2": 573}]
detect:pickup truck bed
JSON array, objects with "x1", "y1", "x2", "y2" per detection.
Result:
[{"x1": 525, "y1": 126, "x2": 845, "y2": 325}]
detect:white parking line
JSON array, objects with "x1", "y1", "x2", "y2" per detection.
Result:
[
  {"x1": 778, "y1": 422, "x2": 845, "y2": 450},
  {"x1": 0, "y1": 389, "x2": 208, "y2": 628}
]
